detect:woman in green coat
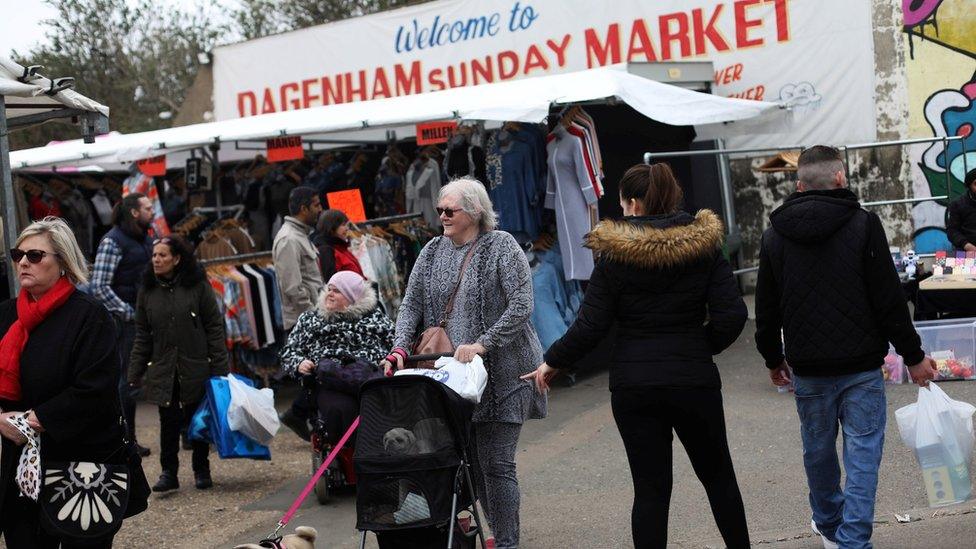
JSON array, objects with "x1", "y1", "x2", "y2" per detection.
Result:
[{"x1": 129, "y1": 235, "x2": 228, "y2": 492}]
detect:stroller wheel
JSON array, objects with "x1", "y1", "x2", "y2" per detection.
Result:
[{"x1": 312, "y1": 452, "x2": 331, "y2": 504}]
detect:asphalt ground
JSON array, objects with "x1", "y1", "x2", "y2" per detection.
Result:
[{"x1": 222, "y1": 320, "x2": 976, "y2": 548}]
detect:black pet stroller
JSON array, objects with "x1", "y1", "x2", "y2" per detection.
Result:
[{"x1": 355, "y1": 373, "x2": 486, "y2": 549}]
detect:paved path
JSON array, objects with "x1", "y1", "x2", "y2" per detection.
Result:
[{"x1": 223, "y1": 322, "x2": 976, "y2": 548}]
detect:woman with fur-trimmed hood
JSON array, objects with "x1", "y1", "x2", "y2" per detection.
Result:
[
  {"x1": 279, "y1": 271, "x2": 394, "y2": 443},
  {"x1": 523, "y1": 163, "x2": 751, "y2": 549}
]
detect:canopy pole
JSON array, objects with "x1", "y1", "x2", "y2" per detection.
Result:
[{"x1": 0, "y1": 96, "x2": 19, "y2": 298}]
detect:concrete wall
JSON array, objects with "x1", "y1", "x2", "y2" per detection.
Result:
[{"x1": 732, "y1": 0, "x2": 976, "y2": 289}]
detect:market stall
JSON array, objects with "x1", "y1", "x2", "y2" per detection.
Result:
[{"x1": 0, "y1": 55, "x2": 109, "y2": 296}]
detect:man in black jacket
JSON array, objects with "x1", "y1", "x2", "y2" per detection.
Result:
[
  {"x1": 755, "y1": 146, "x2": 937, "y2": 549},
  {"x1": 945, "y1": 168, "x2": 976, "y2": 251}
]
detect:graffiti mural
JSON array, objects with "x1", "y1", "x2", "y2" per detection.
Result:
[{"x1": 904, "y1": 0, "x2": 976, "y2": 252}]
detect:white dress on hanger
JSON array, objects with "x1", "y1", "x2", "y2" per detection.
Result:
[{"x1": 405, "y1": 158, "x2": 442, "y2": 227}]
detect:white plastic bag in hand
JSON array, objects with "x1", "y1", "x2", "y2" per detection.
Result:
[
  {"x1": 226, "y1": 374, "x2": 280, "y2": 445},
  {"x1": 395, "y1": 355, "x2": 488, "y2": 403},
  {"x1": 895, "y1": 382, "x2": 976, "y2": 506}
]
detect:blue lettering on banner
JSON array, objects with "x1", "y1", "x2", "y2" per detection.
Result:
[{"x1": 394, "y1": 2, "x2": 538, "y2": 54}]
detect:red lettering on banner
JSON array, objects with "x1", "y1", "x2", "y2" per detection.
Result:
[
  {"x1": 735, "y1": 0, "x2": 765, "y2": 48},
  {"x1": 416, "y1": 121, "x2": 458, "y2": 145},
  {"x1": 659, "y1": 12, "x2": 691, "y2": 60},
  {"x1": 447, "y1": 63, "x2": 468, "y2": 87},
  {"x1": 301, "y1": 79, "x2": 319, "y2": 108},
  {"x1": 523, "y1": 45, "x2": 549, "y2": 74},
  {"x1": 627, "y1": 19, "x2": 658, "y2": 62},
  {"x1": 472, "y1": 56, "x2": 494, "y2": 84},
  {"x1": 345, "y1": 71, "x2": 369, "y2": 101},
  {"x1": 498, "y1": 51, "x2": 520, "y2": 79},
  {"x1": 372, "y1": 67, "x2": 391, "y2": 99},
  {"x1": 322, "y1": 75, "x2": 344, "y2": 105},
  {"x1": 692, "y1": 6, "x2": 731, "y2": 55},
  {"x1": 429, "y1": 68, "x2": 446, "y2": 91},
  {"x1": 238, "y1": 92, "x2": 257, "y2": 117},
  {"x1": 261, "y1": 89, "x2": 275, "y2": 114},
  {"x1": 728, "y1": 84, "x2": 765, "y2": 101},
  {"x1": 584, "y1": 24, "x2": 621, "y2": 68},
  {"x1": 546, "y1": 35, "x2": 572, "y2": 67},
  {"x1": 395, "y1": 61, "x2": 422, "y2": 95},
  {"x1": 770, "y1": 0, "x2": 791, "y2": 41},
  {"x1": 280, "y1": 82, "x2": 300, "y2": 110}
]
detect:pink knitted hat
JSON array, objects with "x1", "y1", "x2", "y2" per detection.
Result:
[{"x1": 328, "y1": 270, "x2": 366, "y2": 303}]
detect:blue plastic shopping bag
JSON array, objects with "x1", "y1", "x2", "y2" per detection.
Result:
[{"x1": 189, "y1": 374, "x2": 271, "y2": 460}]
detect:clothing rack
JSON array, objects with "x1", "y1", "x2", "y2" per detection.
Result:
[
  {"x1": 200, "y1": 250, "x2": 272, "y2": 266},
  {"x1": 359, "y1": 212, "x2": 423, "y2": 226}
]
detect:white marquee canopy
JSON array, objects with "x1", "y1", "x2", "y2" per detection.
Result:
[{"x1": 10, "y1": 64, "x2": 788, "y2": 172}]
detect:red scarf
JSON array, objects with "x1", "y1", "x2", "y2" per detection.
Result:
[{"x1": 0, "y1": 277, "x2": 75, "y2": 401}]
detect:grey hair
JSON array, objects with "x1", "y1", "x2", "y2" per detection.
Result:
[
  {"x1": 15, "y1": 216, "x2": 90, "y2": 285},
  {"x1": 438, "y1": 177, "x2": 498, "y2": 232}
]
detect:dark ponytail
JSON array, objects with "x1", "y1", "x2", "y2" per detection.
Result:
[{"x1": 618, "y1": 163, "x2": 683, "y2": 215}]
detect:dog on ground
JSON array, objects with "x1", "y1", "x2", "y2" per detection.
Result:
[{"x1": 233, "y1": 525, "x2": 317, "y2": 549}]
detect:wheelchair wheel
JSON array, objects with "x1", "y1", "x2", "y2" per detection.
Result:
[{"x1": 312, "y1": 452, "x2": 331, "y2": 504}]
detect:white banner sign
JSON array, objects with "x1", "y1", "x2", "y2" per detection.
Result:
[{"x1": 213, "y1": 0, "x2": 876, "y2": 147}]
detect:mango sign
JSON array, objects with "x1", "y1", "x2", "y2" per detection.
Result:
[
  {"x1": 327, "y1": 189, "x2": 367, "y2": 222},
  {"x1": 267, "y1": 136, "x2": 304, "y2": 163}
]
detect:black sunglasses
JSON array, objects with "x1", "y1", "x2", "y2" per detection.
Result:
[
  {"x1": 10, "y1": 249, "x2": 60, "y2": 264},
  {"x1": 436, "y1": 207, "x2": 464, "y2": 218}
]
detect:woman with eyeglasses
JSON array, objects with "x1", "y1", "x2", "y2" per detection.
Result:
[
  {"x1": 128, "y1": 235, "x2": 228, "y2": 493},
  {"x1": 0, "y1": 217, "x2": 149, "y2": 548},
  {"x1": 381, "y1": 177, "x2": 546, "y2": 549}
]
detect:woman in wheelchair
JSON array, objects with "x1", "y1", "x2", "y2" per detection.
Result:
[{"x1": 279, "y1": 271, "x2": 394, "y2": 445}]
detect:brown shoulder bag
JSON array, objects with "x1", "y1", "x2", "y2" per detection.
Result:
[{"x1": 412, "y1": 239, "x2": 479, "y2": 368}]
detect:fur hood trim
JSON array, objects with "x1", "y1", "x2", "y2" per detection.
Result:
[
  {"x1": 585, "y1": 210, "x2": 723, "y2": 269},
  {"x1": 315, "y1": 285, "x2": 379, "y2": 320}
]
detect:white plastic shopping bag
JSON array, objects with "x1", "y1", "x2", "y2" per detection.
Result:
[
  {"x1": 226, "y1": 374, "x2": 280, "y2": 445},
  {"x1": 895, "y1": 382, "x2": 976, "y2": 507},
  {"x1": 395, "y1": 355, "x2": 489, "y2": 403}
]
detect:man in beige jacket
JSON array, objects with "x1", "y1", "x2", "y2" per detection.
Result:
[{"x1": 273, "y1": 186, "x2": 323, "y2": 439}]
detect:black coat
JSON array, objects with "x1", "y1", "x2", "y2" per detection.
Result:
[
  {"x1": 0, "y1": 291, "x2": 125, "y2": 512},
  {"x1": 755, "y1": 188, "x2": 924, "y2": 377},
  {"x1": 545, "y1": 210, "x2": 747, "y2": 390},
  {"x1": 946, "y1": 192, "x2": 976, "y2": 251},
  {"x1": 129, "y1": 267, "x2": 229, "y2": 407}
]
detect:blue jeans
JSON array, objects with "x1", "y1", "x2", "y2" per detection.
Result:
[{"x1": 793, "y1": 369, "x2": 885, "y2": 549}]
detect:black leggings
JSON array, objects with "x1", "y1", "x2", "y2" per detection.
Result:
[{"x1": 611, "y1": 387, "x2": 750, "y2": 549}]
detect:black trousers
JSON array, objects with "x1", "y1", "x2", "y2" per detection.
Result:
[
  {"x1": 611, "y1": 386, "x2": 750, "y2": 549},
  {"x1": 158, "y1": 381, "x2": 209, "y2": 475},
  {"x1": 1, "y1": 480, "x2": 114, "y2": 548},
  {"x1": 315, "y1": 385, "x2": 359, "y2": 446}
]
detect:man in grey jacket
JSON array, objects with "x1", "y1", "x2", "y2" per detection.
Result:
[{"x1": 273, "y1": 186, "x2": 323, "y2": 439}]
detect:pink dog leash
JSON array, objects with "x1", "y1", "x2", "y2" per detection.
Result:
[{"x1": 268, "y1": 416, "x2": 360, "y2": 539}]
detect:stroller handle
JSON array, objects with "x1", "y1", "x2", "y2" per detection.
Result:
[{"x1": 404, "y1": 353, "x2": 453, "y2": 363}]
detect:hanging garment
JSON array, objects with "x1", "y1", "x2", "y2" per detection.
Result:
[
  {"x1": 241, "y1": 264, "x2": 277, "y2": 347},
  {"x1": 365, "y1": 237, "x2": 402, "y2": 317},
  {"x1": 405, "y1": 158, "x2": 442, "y2": 227},
  {"x1": 444, "y1": 134, "x2": 488, "y2": 184},
  {"x1": 545, "y1": 125, "x2": 599, "y2": 281},
  {"x1": 488, "y1": 130, "x2": 545, "y2": 242},
  {"x1": 196, "y1": 235, "x2": 238, "y2": 261},
  {"x1": 28, "y1": 192, "x2": 63, "y2": 220}
]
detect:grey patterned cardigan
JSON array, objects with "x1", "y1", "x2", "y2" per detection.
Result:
[{"x1": 394, "y1": 231, "x2": 547, "y2": 423}]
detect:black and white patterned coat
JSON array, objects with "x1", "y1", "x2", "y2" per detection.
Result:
[
  {"x1": 394, "y1": 231, "x2": 547, "y2": 423},
  {"x1": 279, "y1": 288, "x2": 395, "y2": 377}
]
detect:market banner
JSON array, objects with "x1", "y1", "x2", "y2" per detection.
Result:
[
  {"x1": 213, "y1": 0, "x2": 876, "y2": 148},
  {"x1": 266, "y1": 136, "x2": 305, "y2": 163}
]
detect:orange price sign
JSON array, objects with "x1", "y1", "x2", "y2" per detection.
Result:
[
  {"x1": 326, "y1": 189, "x2": 367, "y2": 223},
  {"x1": 267, "y1": 136, "x2": 304, "y2": 163},
  {"x1": 416, "y1": 120, "x2": 458, "y2": 145}
]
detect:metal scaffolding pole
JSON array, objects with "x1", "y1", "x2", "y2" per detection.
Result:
[{"x1": 0, "y1": 97, "x2": 19, "y2": 297}]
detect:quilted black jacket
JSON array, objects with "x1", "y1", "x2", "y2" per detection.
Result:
[
  {"x1": 544, "y1": 210, "x2": 747, "y2": 390},
  {"x1": 946, "y1": 192, "x2": 976, "y2": 250},
  {"x1": 755, "y1": 188, "x2": 925, "y2": 376}
]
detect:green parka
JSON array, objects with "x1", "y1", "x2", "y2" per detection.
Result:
[{"x1": 129, "y1": 265, "x2": 228, "y2": 407}]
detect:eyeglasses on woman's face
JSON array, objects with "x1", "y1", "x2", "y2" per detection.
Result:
[
  {"x1": 436, "y1": 207, "x2": 464, "y2": 218},
  {"x1": 10, "y1": 249, "x2": 60, "y2": 264}
]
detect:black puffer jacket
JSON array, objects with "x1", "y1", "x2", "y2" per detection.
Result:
[
  {"x1": 544, "y1": 210, "x2": 746, "y2": 390},
  {"x1": 755, "y1": 188, "x2": 924, "y2": 377},
  {"x1": 946, "y1": 192, "x2": 976, "y2": 251}
]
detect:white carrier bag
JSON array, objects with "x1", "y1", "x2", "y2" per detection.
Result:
[{"x1": 395, "y1": 355, "x2": 489, "y2": 403}]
